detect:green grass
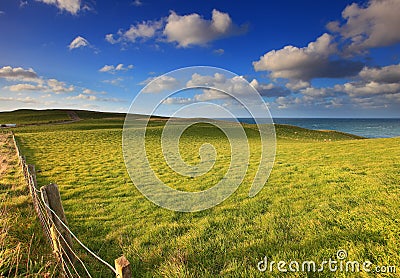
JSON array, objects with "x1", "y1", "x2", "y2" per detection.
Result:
[
  {"x1": 0, "y1": 109, "x2": 71, "y2": 125},
  {"x1": 3, "y1": 109, "x2": 399, "y2": 277},
  {"x1": 0, "y1": 132, "x2": 59, "y2": 277}
]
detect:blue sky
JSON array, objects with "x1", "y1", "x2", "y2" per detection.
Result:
[{"x1": 0, "y1": 0, "x2": 400, "y2": 117}]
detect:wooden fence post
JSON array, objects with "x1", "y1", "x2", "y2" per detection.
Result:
[
  {"x1": 115, "y1": 256, "x2": 132, "y2": 278},
  {"x1": 40, "y1": 183, "x2": 74, "y2": 263}
]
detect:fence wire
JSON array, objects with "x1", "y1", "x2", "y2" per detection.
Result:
[{"x1": 10, "y1": 132, "x2": 120, "y2": 278}]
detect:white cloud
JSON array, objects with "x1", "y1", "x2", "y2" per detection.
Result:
[
  {"x1": 7, "y1": 83, "x2": 46, "y2": 92},
  {"x1": 132, "y1": 0, "x2": 143, "y2": 7},
  {"x1": 253, "y1": 33, "x2": 336, "y2": 72},
  {"x1": 82, "y1": 89, "x2": 107, "y2": 95},
  {"x1": 20, "y1": 1, "x2": 28, "y2": 8},
  {"x1": 327, "y1": 0, "x2": 400, "y2": 53},
  {"x1": 5, "y1": 78, "x2": 74, "y2": 94},
  {"x1": 106, "y1": 20, "x2": 163, "y2": 44},
  {"x1": 213, "y1": 48, "x2": 224, "y2": 55},
  {"x1": 186, "y1": 73, "x2": 250, "y2": 100},
  {"x1": 275, "y1": 96, "x2": 302, "y2": 109},
  {"x1": 194, "y1": 89, "x2": 228, "y2": 101},
  {"x1": 0, "y1": 96, "x2": 38, "y2": 104},
  {"x1": 66, "y1": 94, "x2": 124, "y2": 102},
  {"x1": 300, "y1": 86, "x2": 333, "y2": 98},
  {"x1": 0, "y1": 66, "x2": 38, "y2": 82},
  {"x1": 99, "y1": 64, "x2": 134, "y2": 73},
  {"x1": 99, "y1": 65, "x2": 114, "y2": 72},
  {"x1": 1, "y1": 66, "x2": 75, "y2": 94},
  {"x1": 163, "y1": 97, "x2": 194, "y2": 105},
  {"x1": 68, "y1": 36, "x2": 89, "y2": 50},
  {"x1": 107, "y1": 9, "x2": 246, "y2": 48},
  {"x1": 285, "y1": 80, "x2": 310, "y2": 91},
  {"x1": 253, "y1": 33, "x2": 363, "y2": 81},
  {"x1": 67, "y1": 94, "x2": 98, "y2": 101},
  {"x1": 141, "y1": 76, "x2": 180, "y2": 93},
  {"x1": 46, "y1": 78, "x2": 74, "y2": 93},
  {"x1": 164, "y1": 9, "x2": 246, "y2": 47},
  {"x1": 359, "y1": 64, "x2": 400, "y2": 83},
  {"x1": 0, "y1": 11, "x2": 5, "y2": 15},
  {"x1": 37, "y1": 0, "x2": 81, "y2": 15},
  {"x1": 185, "y1": 73, "x2": 277, "y2": 101},
  {"x1": 124, "y1": 21, "x2": 163, "y2": 42},
  {"x1": 102, "y1": 77, "x2": 124, "y2": 86},
  {"x1": 335, "y1": 81, "x2": 400, "y2": 97},
  {"x1": 333, "y1": 63, "x2": 400, "y2": 98},
  {"x1": 250, "y1": 78, "x2": 290, "y2": 97},
  {"x1": 186, "y1": 72, "x2": 227, "y2": 87},
  {"x1": 105, "y1": 34, "x2": 118, "y2": 44}
]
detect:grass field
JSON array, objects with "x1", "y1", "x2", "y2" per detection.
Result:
[
  {"x1": 0, "y1": 132, "x2": 59, "y2": 277},
  {"x1": 1, "y1": 110, "x2": 399, "y2": 277}
]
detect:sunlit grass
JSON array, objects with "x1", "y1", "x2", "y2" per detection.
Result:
[
  {"x1": 0, "y1": 132, "x2": 59, "y2": 277},
  {"x1": 6, "y1": 111, "x2": 400, "y2": 277}
]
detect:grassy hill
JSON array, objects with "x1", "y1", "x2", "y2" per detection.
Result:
[
  {"x1": 0, "y1": 109, "x2": 72, "y2": 125},
  {"x1": 1, "y1": 109, "x2": 399, "y2": 277}
]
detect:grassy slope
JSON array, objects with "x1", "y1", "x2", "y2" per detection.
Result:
[
  {"x1": 0, "y1": 132, "x2": 58, "y2": 277},
  {"x1": 0, "y1": 109, "x2": 71, "y2": 125},
  {"x1": 2, "y1": 110, "x2": 399, "y2": 277}
]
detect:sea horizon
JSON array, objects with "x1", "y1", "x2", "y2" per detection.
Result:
[{"x1": 231, "y1": 118, "x2": 400, "y2": 139}]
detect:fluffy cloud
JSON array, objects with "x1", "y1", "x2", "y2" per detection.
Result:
[
  {"x1": 163, "y1": 97, "x2": 194, "y2": 105},
  {"x1": 99, "y1": 64, "x2": 134, "y2": 73},
  {"x1": 82, "y1": 89, "x2": 107, "y2": 95},
  {"x1": 7, "y1": 83, "x2": 45, "y2": 92},
  {"x1": 132, "y1": 0, "x2": 143, "y2": 6},
  {"x1": 253, "y1": 33, "x2": 363, "y2": 81},
  {"x1": 141, "y1": 76, "x2": 180, "y2": 93},
  {"x1": 327, "y1": 0, "x2": 400, "y2": 53},
  {"x1": 285, "y1": 80, "x2": 310, "y2": 91},
  {"x1": 300, "y1": 86, "x2": 334, "y2": 98},
  {"x1": 273, "y1": 88, "x2": 344, "y2": 110},
  {"x1": 106, "y1": 9, "x2": 246, "y2": 48},
  {"x1": 359, "y1": 64, "x2": 400, "y2": 83},
  {"x1": 0, "y1": 96, "x2": 38, "y2": 104},
  {"x1": 0, "y1": 66, "x2": 38, "y2": 82},
  {"x1": 68, "y1": 36, "x2": 90, "y2": 50},
  {"x1": 106, "y1": 20, "x2": 163, "y2": 44},
  {"x1": 335, "y1": 81, "x2": 400, "y2": 97},
  {"x1": 66, "y1": 94, "x2": 124, "y2": 102},
  {"x1": 213, "y1": 48, "x2": 225, "y2": 55},
  {"x1": 6, "y1": 78, "x2": 74, "y2": 94},
  {"x1": 37, "y1": 0, "x2": 81, "y2": 15},
  {"x1": 334, "y1": 64, "x2": 400, "y2": 97},
  {"x1": 186, "y1": 73, "x2": 250, "y2": 100},
  {"x1": 46, "y1": 79, "x2": 75, "y2": 93},
  {"x1": 164, "y1": 9, "x2": 246, "y2": 47},
  {"x1": 250, "y1": 79, "x2": 290, "y2": 97},
  {"x1": 1, "y1": 66, "x2": 76, "y2": 94},
  {"x1": 275, "y1": 96, "x2": 302, "y2": 109},
  {"x1": 186, "y1": 73, "x2": 279, "y2": 101}
]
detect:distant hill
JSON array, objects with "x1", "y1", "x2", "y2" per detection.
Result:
[{"x1": 0, "y1": 109, "x2": 364, "y2": 141}]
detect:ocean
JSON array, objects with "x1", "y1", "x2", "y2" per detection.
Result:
[{"x1": 238, "y1": 118, "x2": 400, "y2": 138}]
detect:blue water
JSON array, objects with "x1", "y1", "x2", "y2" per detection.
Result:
[{"x1": 238, "y1": 118, "x2": 400, "y2": 138}]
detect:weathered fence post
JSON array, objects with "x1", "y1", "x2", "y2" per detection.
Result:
[
  {"x1": 40, "y1": 183, "x2": 74, "y2": 263},
  {"x1": 115, "y1": 256, "x2": 132, "y2": 278}
]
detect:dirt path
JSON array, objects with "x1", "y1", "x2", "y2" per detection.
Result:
[{"x1": 65, "y1": 110, "x2": 80, "y2": 122}]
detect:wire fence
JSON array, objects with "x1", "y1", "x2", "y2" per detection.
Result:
[{"x1": 10, "y1": 132, "x2": 131, "y2": 278}]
